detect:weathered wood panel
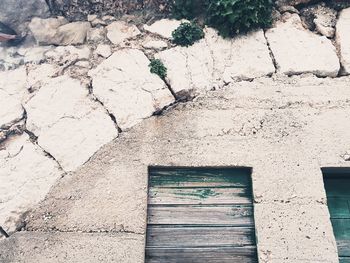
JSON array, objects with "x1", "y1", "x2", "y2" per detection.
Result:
[
  {"x1": 340, "y1": 257, "x2": 350, "y2": 263},
  {"x1": 149, "y1": 187, "x2": 251, "y2": 205},
  {"x1": 146, "y1": 247, "x2": 258, "y2": 263},
  {"x1": 324, "y1": 175, "x2": 350, "y2": 261},
  {"x1": 327, "y1": 198, "x2": 350, "y2": 218},
  {"x1": 149, "y1": 168, "x2": 251, "y2": 188},
  {"x1": 147, "y1": 226, "x2": 255, "y2": 247},
  {"x1": 332, "y1": 219, "x2": 350, "y2": 239},
  {"x1": 148, "y1": 205, "x2": 254, "y2": 226},
  {"x1": 324, "y1": 178, "x2": 350, "y2": 197},
  {"x1": 338, "y1": 240, "x2": 350, "y2": 257},
  {"x1": 146, "y1": 168, "x2": 257, "y2": 262}
]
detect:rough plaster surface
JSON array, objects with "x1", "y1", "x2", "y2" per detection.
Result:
[
  {"x1": 7, "y1": 75, "x2": 348, "y2": 262},
  {"x1": 266, "y1": 14, "x2": 340, "y2": 77},
  {"x1": 0, "y1": 232, "x2": 144, "y2": 263}
]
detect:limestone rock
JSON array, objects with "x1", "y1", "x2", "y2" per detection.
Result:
[
  {"x1": 54, "y1": 22, "x2": 91, "y2": 45},
  {"x1": 45, "y1": 46, "x2": 91, "y2": 64},
  {"x1": 25, "y1": 76, "x2": 118, "y2": 171},
  {"x1": 266, "y1": 14, "x2": 340, "y2": 77},
  {"x1": 0, "y1": 91, "x2": 24, "y2": 130},
  {"x1": 0, "y1": 67, "x2": 28, "y2": 102},
  {"x1": 87, "y1": 27, "x2": 106, "y2": 42},
  {"x1": 205, "y1": 28, "x2": 275, "y2": 83},
  {"x1": 300, "y1": 4, "x2": 337, "y2": 38},
  {"x1": 0, "y1": 47, "x2": 22, "y2": 70},
  {"x1": 26, "y1": 64, "x2": 58, "y2": 93},
  {"x1": 29, "y1": 17, "x2": 90, "y2": 45},
  {"x1": 0, "y1": 0, "x2": 50, "y2": 33},
  {"x1": 142, "y1": 39, "x2": 168, "y2": 50},
  {"x1": 17, "y1": 46, "x2": 53, "y2": 64},
  {"x1": 144, "y1": 19, "x2": 184, "y2": 39},
  {"x1": 336, "y1": 8, "x2": 350, "y2": 75},
  {"x1": 156, "y1": 40, "x2": 214, "y2": 98},
  {"x1": 94, "y1": 44, "x2": 112, "y2": 58},
  {"x1": 0, "y1": 133, "x2": 62, "y2": 233},
  {"x1": 89, "y1": 49, "x2": 175, "y2": 130},
  {"x1": 28, "y1": 17, "x2": 68, "y2": 45},
  {"x1": 106, "y1": 21, "x2": 141, "y2": 45},
  {"x1": 88, "y1": 15, "x2": 107, "y2": 27},
  {"x1": 156, "y1": 27, "x2": 274, "y2": 97}
]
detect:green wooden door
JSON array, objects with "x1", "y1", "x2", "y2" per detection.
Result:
[
  {"x1": 324, "y1": 173, "x2": 350, "y2": 263},
  {"x1": 145, "y1": 167, "x2": 258, "y2": 263}
]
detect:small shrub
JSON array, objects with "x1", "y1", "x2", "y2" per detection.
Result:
[
  {"x1": 327, "y1": 0, "x2": 350, "y2": 11},
  {"x1": 206, "y1": 0, "x2": 274, "y2": 37},
  {"x1": 171, "y1": 0, "x2": 209, "y2": 19},
  {"x1": 149, "y1": 59, "x2": 167, "y2": 79},
  {"x1": 170, "y1": 0, "x2": 274, "y2": 38},
  {"x1": 172, "y1": 22, "x2": 205, "y2": 46}
]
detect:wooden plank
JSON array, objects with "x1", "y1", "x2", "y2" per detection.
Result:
[
  {"x1": 149, "y1": 168, "x2": 250, "y2": 188},
  {"x1": 149, "y1": 187, "x2": 252, "y2": 205},
  {"x1": 145, "y1": 246, "x2": 258, "y2": 263},
  {"x1": 328, "y1": 197, "x2": 350, "y2": 218},
  {"x1": 339, "y1": 257, "x2": 350, "y2": 263},
  {"x1": 331, "y1": 219, "x2": 350, "y2": 240},
  {"x1": 324, "y1": 178, "x2": 350, "y2": 197},
  {"x1": 338, "y1": 240, "x2": 350, "y2": 257},
  {"x1": 148, "y1": 205, "x2": 254, "y2": 226},
  {"x1": 146, "y1": 225, "x2": 255, "y2": 248}
]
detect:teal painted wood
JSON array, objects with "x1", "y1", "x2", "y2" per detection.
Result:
[
  {"x1": 340, "y1": 257, "x2": 350, "y2": 263},
  {"x1": 146, "y1": 247, "x2": 258, "y2": 263},
  {"x1": 324, "y1": 174, "x2": 350, "y2": 259},
  {"x1": 337, "y1": 240, "x2": 350, "y2": 256},
  {"x1": 149, "y1": 168, "x2": 251, "y2": 188},
  {"x1": 146, "y1": 167, "x2": 257, "y2": 263}
]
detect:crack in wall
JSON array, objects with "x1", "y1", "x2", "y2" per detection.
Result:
[
  {"x1": 263, "y1": 30, "x2": 278, "y2": 73},
  {"x1": 24, "y1": 129, "x2": 66, "y2": 174}
]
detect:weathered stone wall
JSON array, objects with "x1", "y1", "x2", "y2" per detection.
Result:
[
  {"x1": 1, "y1": 76, "x2": 350, "y2": 263},
  {"x1": 46, "y1": 0, "x2": 173, "y2": 21}
]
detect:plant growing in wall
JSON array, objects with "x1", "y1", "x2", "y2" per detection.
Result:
[
  {"x1": 207, "y1": 0, "x2": 274, "y2": 37},
  {"x1": 172, "y1": 22, "x2": 205, "y2": 46},
  {"x1": 171, "y1": 0, "x2": 209, "y2": 19},
  {"x1": 149, "y1": 59, "x2": 167, "y2": 79},
  {"x1": 170, "y1": 0, "x2": 274, "y2": 37}
]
